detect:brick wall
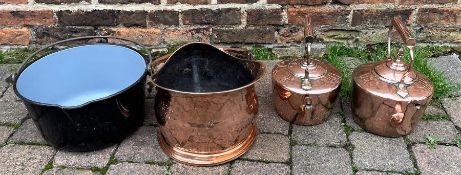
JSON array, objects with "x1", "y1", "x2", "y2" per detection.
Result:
[{"x1": 0, "y1": 0, "x2": 460, "y2": 47}]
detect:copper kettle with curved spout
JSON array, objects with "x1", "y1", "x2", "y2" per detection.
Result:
[
  {"x1": 271, "y1": 16, "x2": 342, "y2": 126},
  {"x1": 351, "y1": 16, "x2": 434, "y2": 137}
]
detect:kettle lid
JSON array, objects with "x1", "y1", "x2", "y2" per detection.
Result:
[
  {"x1": 373, "y1": 50, "x2": 417, "y2": 85},
  {"x1": 272, "y1": 58, "x2": 341, "y2": 95}
]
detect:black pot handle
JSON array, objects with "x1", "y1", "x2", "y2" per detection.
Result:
[{"x1": 10, "y1": 36, "x2": 152, "y2": 84}]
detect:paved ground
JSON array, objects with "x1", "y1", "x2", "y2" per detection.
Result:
[{"x1": 1, "y1": 54, "x2": 461, "y2": 175}]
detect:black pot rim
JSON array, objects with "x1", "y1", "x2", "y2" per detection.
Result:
[{"x1": 13, "y1": 43, "x2": 148, "y2": 110}]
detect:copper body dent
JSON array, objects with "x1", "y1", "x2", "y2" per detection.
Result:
[
  {"x1": 352, "y1": 17, "x2": 433, "y2": 137},
  {"x1": 272, "y1": 16, "x2": 341, "y2": 126},
  {"x1": 151, "y1": 43, "x2": 264, "y2": 166}
]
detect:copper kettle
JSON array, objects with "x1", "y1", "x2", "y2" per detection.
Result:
[
  {"x1": 351, "y1": 16, "x2": 434, "y2": 137},
  {"x1": 272, "y1": 16, "x2": 342, "y2": 126}
]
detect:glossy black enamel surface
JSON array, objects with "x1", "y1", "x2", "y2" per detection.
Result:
[
  {"x1": 25, "y1": 80, "x2": 145, "y2": 151},
  {"x1": 14, "y1": 42, "x2": 147, "y2": 151}
]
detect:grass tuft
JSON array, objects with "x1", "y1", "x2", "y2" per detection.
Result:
[
  {"x1": 425, "y1": 134, "x2": 440, "y2": 150},
  {"x1": 250, "y1": 46, "x2": 276, "y2": 60},
  {"x1": 342, "y1": 124, "x2": 355, "y2": 137},
  {"x1": 421, "y1": 114, "x2": 450, "y2": 121},
  {"x1": 41, "y1": 160, "x2": 54, "y2": 174}
]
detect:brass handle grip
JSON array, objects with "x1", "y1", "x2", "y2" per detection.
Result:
[
  {"x1": 304, "y1": 15, "x2": 315, "y2": 43},
  {"x1": 392, "y1": 16, "x2": 416, "y2": 47}
]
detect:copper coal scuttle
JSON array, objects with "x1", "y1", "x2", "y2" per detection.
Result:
[
  {"x1": 272, "y1": 16, "x2": 342, "y2": 125},
  {"x1": 351, "y1": 17, "x2": 434, "y2": 137},
  {"x1": 151, "y1": 43, "x2": 264, "y2": 166}
]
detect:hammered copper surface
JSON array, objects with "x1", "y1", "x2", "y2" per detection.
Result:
[
  {"x1": 271, "y1": 15, "x2": 341, "y2": 126},
  {"x1": 351, "y1": 16, "x2": 433, "y2": 137},
  {"x1": 151, "y1": 43, "x2": 264, "y2": 166}
]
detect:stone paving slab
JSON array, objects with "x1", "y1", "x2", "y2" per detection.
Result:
[
  {"x1": 255, "y1": 95, "x2": 289, "y2": 135},
  {"x1": 242, "y1": 133, "x2": 290, "y2": 162},
  {"x1": 356, "y1": 171, "x2": 401, "y2": 175},
  {"x1": 0, "y1": 144, "x2": 55, "y2": 175},
  {"x1": 255, "y1": 60, "x2": 277, "y2": 98},
  {"x1": 8, "y1": 119, "x2": 47, "y2": 145},
  {"x1": 143, "y1": 99, "x2": 157, "y2": 126},
  {"x1": 171, "y1": 163, "x2": 229, "y2": 175},
  {"x1": 292, "y1": 145, "x2": 352, "y2": 175},
  {"x1": 292, "y1": 114, "x2": 347, "y2": 146},
  {"x1": 2, "y1": 87, "x2": 22, "y2": 101},
  {"x1": 424, "y1": 105, "x2": 447, "y2": 116},
  {"x1": 0, "y1": 97, "x2": 27, "y2": 125},
  {"x1": 443, "y1": 97, "x2": 461, "y2": 129},
  {"x1": 407, "y1": 121, "x2": 459, "y2": 144},
  {"x1": 428, "y1": 54, "x2": 461, "y2": 95},
  {"x1": 54, "y1": 145, "x2": 116, "y2": 168},
  {"x1": 43, "y1": 167, "x2": 99, "y2": 175},
  {"x1": 350, "y1": 132, "x2": 414, "y2": 173},
  {"x1": 115, "y1": 126, "x2": 169, "y2": 163},
  {"x1": 0, "y1": 125, "x2": 14, "y2": 145},
  {"x1": 106, "y1": 162, "x2": 166, "y2": 175},
  {"x1": 230, "y1": 160, "x2": 290, "y2": 175},
  {"x1": 412, "y1": 144, "x2": 461, "y2": 175},
  {"x1": 342, "y1": 100, "x2": 362, "y2": 130},
  {"x1": 0, "y1": 64, "x2": 19, "y2": 94}
]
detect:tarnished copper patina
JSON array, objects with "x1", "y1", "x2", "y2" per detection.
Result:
[
  {"x1": 352, "y1": 17, "x2": 434, "y2": 137},
  {"x1": 272, "y1": 16, "x2": 341, "y2": 126},
  {"x1": 151, "y1": 43, "x2": 264, "y2": 166}
]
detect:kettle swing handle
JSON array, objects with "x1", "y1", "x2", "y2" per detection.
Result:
[
  {"x1": 387, "y1": 17, "x2": 416, "y2": 126},
  {"x1": 388, "y1": 16, "x2": 416, "y2": 98},
  {"x1": 301, "y1": 15, "x2": 315, "y2": 91}
]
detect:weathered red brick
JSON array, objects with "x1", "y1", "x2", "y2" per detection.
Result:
[
  {"x1": 35, "y1": 0, "x2": 89, "y2": 4},
  {"x1": 417, "y1": 8, "x2": 461, "y2": 27},
  {"x1": 164, "y1": 28, "x2": 211, "y2": 44},
  {"x1": 99, "y1": 0, "x2": 159, "y2": 4},
  {"x1": 418, "y1": 28, "x2": 461, "y2": 43},
  {"x1": 288, "y1": 8, "x2": 351, "y2": 27},
  {"x1": 119, "y1": 11, "x2": 147, "y2": 27},
  {"x1": 351, "y1": 9, "x2": 413, "y2": 27},
  {"x1": 268, "y1": 0, "x2": 328, "y2": 5},
  {"x1": 148, "y1": 10, "x2": 179, "y2": 26},
  {"x1": 218, "y1": 0, "x2": 257, "y2": 3},
  {"x1": 182, "y1": 8, "x2": 241, "y2": 25},
  {"x1": 0, "y1": 28, "x2": 30, "y2": 45},
  {"x1": 0, "y1": 0, "x2": 27, "y2": 4},
  {"x1": 0, "y1": 10, "x2": 55, "y2": 26},
  {"x1": 34, "y1": 27, "x2": 97, "y2": 44},
  {"x1": 333, "y1": 0, "x2": 395, "y2": 4},
  {"x1": 277, "y1": 26, "x2": 304, "y2": 43},
  {"x1": 247, "y1": 9, "x2": 283, "y2": 26},
  {"x1": 319, "y1": 29, "x2": 360, "y2": 43},
  {"x1": 167, "y1": 0, "x2": 210, "y2": 4},
  {"x1": 106, "y1": 28, "x2": 162, "y2": 46},
  {"x1": 213, "y1": 27, "x2": 275, "y2": 44},
  {"x1": 57, "y1": 10, "x2": 119, "y2": 26},
  {"x1": 400, "y1": 0, "x2": 456, "y2": 5}
]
